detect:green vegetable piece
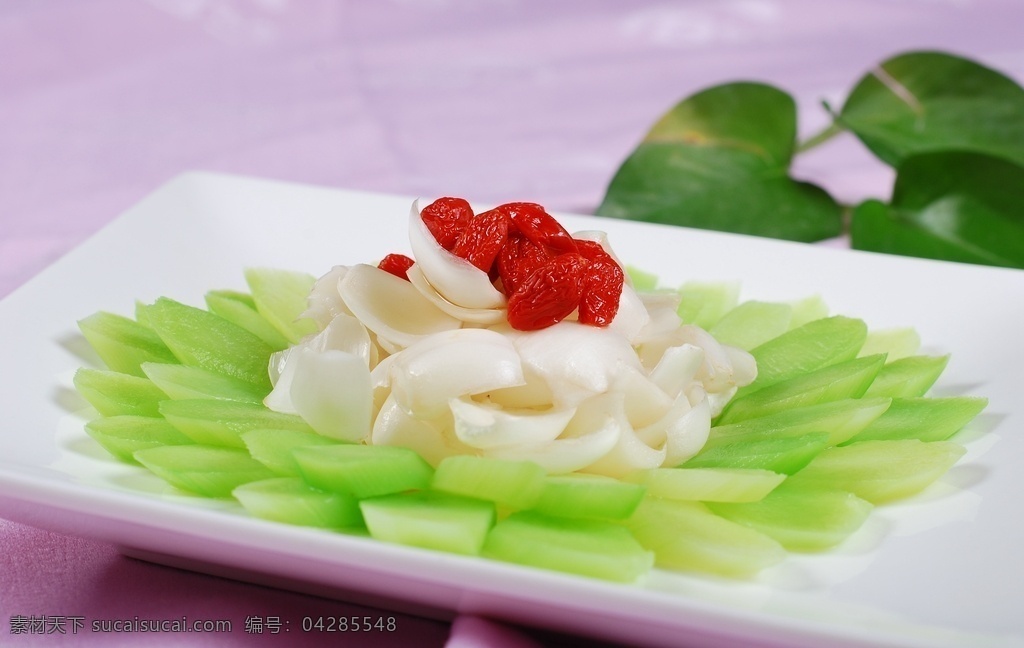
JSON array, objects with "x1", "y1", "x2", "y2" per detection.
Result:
[
  {"x1": 85, "y1": 416, "x2": 194, "y2": 463},
  {"x1": 863, "y1": 355, "x2": 949, "y2": 399},
  {"x1": 360, "y1": 491, "x2": 495, "y2": 555},
  {"x1": 851, "y1": 154, "x2": 1024, "y2": 269},
  {"x1": 708, "y1": 482, "x2": 873, "y2": 552},
  {"x1": 244, "y1": 268, "x2": 318, "y2": 344},
  {"x1": 141, "y1": 362, "x2": 268, "y2": 403},
  {"x1": 597, "y1": 82, "x2": 842, "y2": 242},
  {"x1": 234, "y1": 477, "x2": 363, "y2": 528},
  {"x1": 293, "y1": 444, "x2": 433, "y2": 498},
  {"x1": 787, "y1": 295, "x2": 829, "y2": 330},
  {"x1": 627, "y1": 468, "x2": 784, "y2": 503},
  {"x1": 707, "y1": 397, "x2": 892, "y2": 448},
  {"x1": 838, "y1": 51, "x2": 1024, "y2": 169},
  {"x1": 530, "y1": 474, "x2": 646, "y2": 520},
  {"x1": 626, "y1": 498, "x2": 784, "y2": 578},
  {"x1": 682, "y1": 432, "x2": 829, "y2": 475},
  {"x1": 625, "y1": 266, "x2": 659, "y2": 292},
  {"x1": 205, "y1": 290, "x2": 291, "y2": 351},
  {"x1": 709, "y1": 300, "x2": 792, "y2": 351},
  {"x1": 845, "y1": 396, "x2": 988, "y2": 444},
  {"x1": 77, "y1": 312, "x2": 177, "y2": 376},
  {"x1": 740, "y1": 315, "x2": 868, "y2": 396},
  {"x1": 73, "y1": 368, "x2": 167, "y2": 417},
  {"x1": 241, "y1": 428, "x2": 343, "y2": 476},
  {"x1": 859, "y1": 327, "x2": 921, "y2": 362},
  {"x1": 676, "y1": 281, "x2": 740, "y2": 329},
  {"x1": 718, "y1": 354, "x2": 886, "y2": 425},
  {"x1": 482, "y1": 512, "x2": 654, "y2": 583},
  {"x1": 432, "y1": 456, "x2": 545, "y2": 510},
  {"x1": 134, "y1": 445, "x2": 276, "y2": 498},
  {"x1": 788, "y1": 440, "x2": 966, "y2": 504},
  {"x1": 141, "y1": 297, "x2": 274, "y2": 389},
  {"x1": 159, "y1": 399, "x2": 315, "y2": 448}
]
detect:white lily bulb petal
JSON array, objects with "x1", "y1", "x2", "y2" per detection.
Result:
[
  {"x1": 408, "y1": 200, "x2": 506, "y2": 309},
  {"x1": 678, "y1": 324, "x2": 747, "y2": 394},
  {"x1": 308, "y1": 312, "x2": 374, "y2": 366},
  {"x1": 288, "y1": 347, "x2": 372, "y2": 442},
  {"x1": 612, "y1": 367, "x2": 673, "y2": 429},
  {"x1": 634, "y1": 290, "x2": 684, "y2": 344},
  {"x1": 450, "y1": 397, "x2": 576, "y2": 449},
  {"x1": 510, "y1": 321, "x2": 642, "y2": 409},
  {"x1": 648, "y1": 344, "x2": 705, "y2": 400},
  {"x1": 406, "y1": 264, "x2": 506, "y2": 325},
  {"x1": 264, "y1": 348, "x2": 299, "y2": 414},
  {"x1": 484, "y1": 417, "x2": 619, "y2": 474},
  {"x1": 725, "y1": 344, "x2": 758, "y2": 386},
  {"x1": 575, "y1": 393, "x2": 665, "y2": 478},
  {"x1": 302, "y1": 265, "x2": 352, "y2": 328},
  {"x1": 663, "y1": 393, "x2": 711, "y2": 466},
  {"x1": 475, "y1": 364, "x2": 555, "y2": 409},
  {"x1": 607, "y1": 284, "x2": 650, "y2": 343},
  {"x1": 339, "y1": 263, "x2": 461, "y2": 350},
  {"x1": 389, "y1": 328, "x2": 525, "y2": 419},
  {"x1": 373, "y1": 395, "x2": 474, "y2": 467}
]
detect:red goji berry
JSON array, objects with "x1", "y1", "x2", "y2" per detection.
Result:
[
  {"x1": 506, "y1": 253, "x2": 585, "y2": 331},
  {"x1": 451, "y1": 208, "x2": 511, "y2": 272},
  {"x1": 496, "y1": 202, "x2": 578, "y2": 256},
  {"x1": 421, "y1": 197, "x2": 474, "y2": 250},
  {"x1": 496, "y1": 231, "x2": 552, "y2": 295},
  {"x1": 575, "y1": 239, "x2": 624, "y2": 327},
  {"x1": 377, "y1": 253, "x2": 415, "y2": 280}
]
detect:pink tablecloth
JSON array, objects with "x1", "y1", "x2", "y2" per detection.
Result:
[{"x1": 2, "y1": 1, "x2": 1022, "y2": 646}]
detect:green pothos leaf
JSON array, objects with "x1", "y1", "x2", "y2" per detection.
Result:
[
  {"x1": 851, "y1": 152, "x2": 1024, "y2": 269},
  {"x1": 838, "y1": 51, "x2": 1024, "y2": 168},
  {"x1": 596, "y1": 83, "x2": 842, "y2": 242}
]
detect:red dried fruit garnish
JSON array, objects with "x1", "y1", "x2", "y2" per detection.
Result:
[
  {"x1": 451, "y1": 208, "x2": 512, "y2": 272},
  {"x1": 496, "y1": 231, "x2": 552, "y2": 295},
  {"x1": 377, "y1": 253, "x2": 415, "y2": 280},
  {"x1": 507, "y1": 253, "x2": 586, "y2": 331},
  {"x1": 575, "y1": 240, "x2": 624, "y2": 326},
  {"x1": 497, "y1": 202, "x2": 578, "y2": 256},
  {"x1": 421, "y1": 197, "x2": 474, "y2": 250}
]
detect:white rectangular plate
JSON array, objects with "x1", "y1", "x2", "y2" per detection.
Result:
[{"x1": 1, "y1": 172, "x2": 1022, "y2": 648}]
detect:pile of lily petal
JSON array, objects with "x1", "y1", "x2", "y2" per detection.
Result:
[{"x1": 264, "y1": 200, "x2": 757, "y2": 477}]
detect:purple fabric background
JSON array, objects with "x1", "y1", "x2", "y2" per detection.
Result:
[{"x1": 2, "y1": 1, "x2": 1022, "y2": 645}]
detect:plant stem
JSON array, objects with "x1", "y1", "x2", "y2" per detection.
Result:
[{"x1": 797, "y1": 122, "x2": 843, "y2": 153}]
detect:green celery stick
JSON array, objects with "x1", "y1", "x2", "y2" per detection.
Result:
[
  {"x1": 361, "y1": 491, "x2": 495, "y2": 555},
  {"x1": 707, "y1": 397, "x2": 892, "y2": 448},
  {"x1": 708, "y1": 482, "x2": 873, "y2": 552},
  {"x1": 205, "y1": 290, "x2": 291, "y2": 351},
  {"x1": 626, "y1": 497, "x2": 784, "y2": 577},
  {"x1": 718, "y1": 354, "x2": 886, "y2": 424},
  {"x1": 845, "y1": 396, "x2": 988, "y2": 443},
  {"x1": 159, "y1": 399, "x2": 315, "y2": 448},
  {"x1": 244, "y1": 268, "x2": 318, "y2": 344},
  {"x1": 85, "y1": 415, "x2": 194, "y2": 463},
  {"x1": 134, "y1": 445, "x2": 276, "y2": 498},
  {"x1": 141, "y1": 362, "x2": 268, "y2": 403},
  {"x1": 73, "y1": 368, "x2": 167, "y2": 417},
  {"x1": 788, "y1": 439, "x2": 966, "y2": 503},
  {"x1": 432, "y1": 456, "x2": 546, "y2": 510},
  {"x1": 709, "y1": 300, "x2": 793, "y2": 351},
  {"x1": 77, "y1": 312, "x2": 177, "y2": 376},
  {"x1": 294, "y1": 444, "x2": 433, "y2": 498},
  {"x1": 234, "y1": 477, "x2": 363, "y2": 528},
  {"x1": 677, "y1": 281, "x2": 740, "y2": 329},
  {"x1": 141, "y1": 297, "x2": 275, "y2": 389},
  {"x1": 863, "y1": 355, "x2": 949, "y2": 399},
  {"x1": 483, "y1": 511, "x2": 654, "y2": 583}
]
